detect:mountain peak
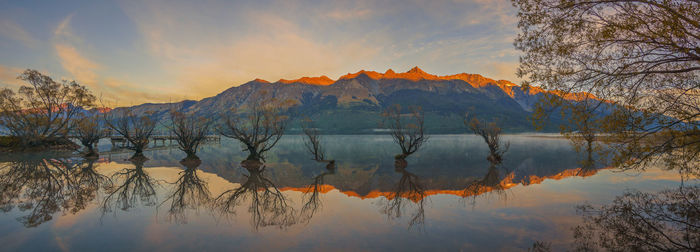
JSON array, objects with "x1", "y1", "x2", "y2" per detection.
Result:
[
  {"x1": 278, "y1": 75, "x2": 335, "y2": 86},
  {"x1": 385, "y1": 69, "x2": 395, "y2": 75},
  {"x1": 406, "y1": 66, "x2": 426, "y2": 74},
  {"x1": 252, "y1": 78, "x2": 270, "y2": 83}
]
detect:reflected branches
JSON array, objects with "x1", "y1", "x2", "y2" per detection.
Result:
[
  {"x1": 101, "y1": 157, "x2": 158, "y2": 214},
  {"x1": 213, "y1": 160, "x2": 296, "y2": 230},
  {"x1": 0, "y1": 157, "x2": 107, "y2": 227},
  {"x1": 382, "y1": 160, "x2": 427, "y2": 230},
  {"x1": 573, "y1": 185, "x2": 700, "y2": 251},
  {"x1": 299, "y1": 162, "x2": 336, "y2": 223},
  {"x1": 160, "y1": 158, "x2": 210, "y2": 223}
]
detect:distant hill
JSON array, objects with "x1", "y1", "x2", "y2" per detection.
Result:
[{"x1": 112, "y1": 67, "x2": 577, "y2": 133}]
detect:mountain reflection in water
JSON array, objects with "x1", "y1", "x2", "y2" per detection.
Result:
[{"x1": 0, "y1": 135, "x2": 691, "y2": 251}]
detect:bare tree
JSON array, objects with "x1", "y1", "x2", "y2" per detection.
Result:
[
  {"x1": 466, "y1": 114, "x2": 509, "y2": 165},
  {"x1": 301, "y1": 117, "x2": 336, "y2": 164},
  {"x1": 167, "y1": 111, "x2": 211, "y2": 160},
  {"x1": 213, "y1": 160, "x2": 296, "y2": 230},
  {"x1": 0, "y1": 69, "x2": 95, "y2": 149},
  {"x1": 382, "y1": 104, "x2": 428, "y2": 160},
  {"x1": 104, "y1": 109, "x2": 158, "y2": 159},
  {"x1": 73, "y1": 113, "x2": 103, "y2": 158},
  {"x1": 218, "y1": 98, "x2": 290, "y2": 161},
  {"x1": 573, "y1": 185, "x2": 700, "y2": 251},
  {"x1": 301, "y1": 117, "x2": 325, "y2": 161}
]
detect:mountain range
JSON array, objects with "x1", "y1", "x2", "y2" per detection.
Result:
[{"x1": 117, "y1": 67, "x2": 573, "y2": 133}]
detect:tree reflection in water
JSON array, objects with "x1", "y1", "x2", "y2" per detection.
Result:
[
  {"x1": 69, "y1": 158, "x2": 112, "y2": 214},
  {"x1": 382, "y1": 159, "x2": 427, "y2": 230},
  {"x1": 299, "y1": 161, "x2": 336, "y2": 223},
  {"x1": 159, "y1": 158, "x2": 210, "y2": 223},
  {"x1": 213, "y1": 160, "x2": 296, "y2": 230},
  {"x1": 462, "y1": 164, "x2": 511, "y2": 204},
  {"x1": 573, "y1": 185, "x2": 699, "y2": 251},
  {"x1": 101, "y1": 157, "x2": 158, "y2": 214},
  {"x1": 0, "y1": 156, "x2": 109, "y2": 227}
]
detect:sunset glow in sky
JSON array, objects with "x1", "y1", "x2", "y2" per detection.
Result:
[{"x1": 0, "y1": 0, "x2": 520, "y2": 105}]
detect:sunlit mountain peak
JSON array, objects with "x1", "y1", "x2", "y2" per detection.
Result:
[{"x1": 277, "y1": 75, "x2": 335, "y2": 85}]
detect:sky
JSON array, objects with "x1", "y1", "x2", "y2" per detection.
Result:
[{"x1": 0, "y1": 0, "x2": 521, "y2": 106}]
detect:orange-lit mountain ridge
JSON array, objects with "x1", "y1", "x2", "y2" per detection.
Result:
[
  {"x1": 258, "y1": 67, "x2": 579, "y2": 100},
  {"x1": 116, "y1": 66, "x2": 608, "y2": 133}
]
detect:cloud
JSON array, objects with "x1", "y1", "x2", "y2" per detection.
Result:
[
  {"x1": 52, "y1": 15, "x2": 101, "y2": 86},
  {"x1": 481, "y1": 61, "x2": 520, "y2": 82},
  {"x1": 0, "y1": 65, "x2": 25, "y2": 88},
  {"x1": 324, "y1": 9, "x2": 373, "y2": 20},
  {"x1": 124, "y1": 4, "x2": 382, "y2": 97},
  {"x1": 1, "y1": 0, "x2": 524, "y2": 105},
  {"x1": 0, "y1": 20, "x2": 39, "y2": 48},
  {"x1": 54, "y1": 44, "x2": 100, "y2": 85}
]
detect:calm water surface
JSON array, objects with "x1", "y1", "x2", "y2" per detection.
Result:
[{"x1": 0, "y1": 135, "x2": 687, "y2": 251}]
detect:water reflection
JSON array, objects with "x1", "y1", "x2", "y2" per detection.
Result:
[
  {"x1": 573, "y1": 185, "x2": 700, "y2": 251},
  {"x1": 160, "y1": 158, "x2": 211, "y2": 223},
  {"x1": 0, "y1": 156, "x2": 108, "y2": 227},
  {"x1": 299, "y1": 161, "x2": 336, "y2": 223},
  {"x1": 0, "y1": 135, "x2": 684, "y2": 250},
  {"x1": 213, "y1": 160, "x2": 296, "y2": 230},
  {"x1": 102, "y1": 157, "x2": 159, "y2": 214},
  {"x1": 463, "y1": 165, "x2": 513, "y2": 203},
  {"x1": 382, "y1": 159, "x2": 426, "y2": 229}
]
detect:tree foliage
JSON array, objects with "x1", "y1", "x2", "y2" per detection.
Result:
[
  {"x1": 382, "y1": 104, "x2": 428, "y2": 159},
  {"x1": 73, "y1": 113, "x2": 103, "y2": 157},
  {"x1": 0, "y1": 69, "x2": 95, "y2": 148},
  {"x1": 513, "y1": 0, "x2": 700, "y2": 170},
  {"x1": 167, "y1": 111, "x2": 211, "y2": 160},
  {"x1": 218, "y1": 96, "x2": 291, "y2": 161},
  {"x1": 104, "y1": 109, "x2": 158, "y2": 158},
  {"x1": 466, "y1": 114, "x2": 510, "y2": 165}
]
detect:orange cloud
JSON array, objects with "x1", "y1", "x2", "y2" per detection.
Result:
[
  {"x1": 54, "y1": 44, "x2": 100, "y2": 86},
  {"x1": 0, "y1": 65, "x2": 24, "y2": 88}
]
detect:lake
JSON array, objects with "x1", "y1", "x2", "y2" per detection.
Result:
[{"x1": 0, "y1": 135, "x2": 688, "y2": 251}]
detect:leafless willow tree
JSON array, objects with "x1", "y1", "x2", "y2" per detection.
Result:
[
  {"x1": 301, "y1": 117, "x2": 336, "y2": 165},
  {"x1": 160, "y1": 158, "x2": 210, "y2": 223},
  {"x1": 218, "y1": 98, "x2": 291, "y2": 161},
  {"x1": 301, "y1": 117, "x2": 326, "y2": 161},
  {"x1": 573, "y1": 185, "x2": 700, "y2": 251},
  {"x1": 382, "y1": 104, "x2": 428, "y2": 160},
  {"x1": 213, "y1": 160, "x2": 296, "y2": 230},
  {"x1": 167, "y1": 111, "x2": 211, "y2": 160},
  {"x1": 0, "y1": 69, "x2": 95, "y2": 149},
  {"x1": 513, "y1": 0, "x2": 700, "y2": 171},
  {"x1": 104, "y1": 109, "x2": 158, "y2": 159},
  {"x1": 73, "y1": 113, "x2": 104, "y2": 158},
  {"x1": 466, "y1": 114, "x2": 510, "y2": 165}
]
